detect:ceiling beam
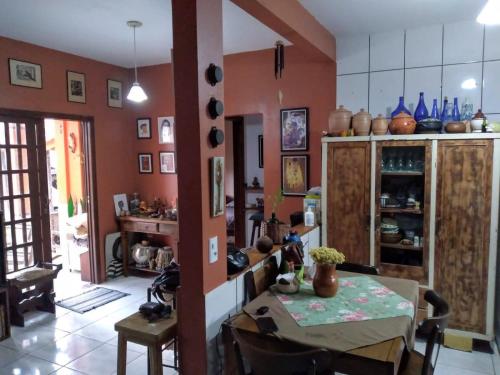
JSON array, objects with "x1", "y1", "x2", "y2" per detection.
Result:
[{"x1": 230, "y1": 0, "x2": 336, "y2": 62}]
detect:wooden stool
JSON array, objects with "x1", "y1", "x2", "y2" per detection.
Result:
[
  {"x1": 7, "y1": 262, "x2": 62, "y2": 327},
  {"x1": 115, "y1": 312, "x2": 177, "y2": 375}
]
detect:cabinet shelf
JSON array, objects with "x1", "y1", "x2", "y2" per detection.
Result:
[
  {"x1": 381, "y1": 171, "x2": 424, "y2": 176},
  {"x1": 380, "y1": 208, "x2": 423, "y2": 214},
  {"x1": 380, "y1": 242, "x2": 423, "y2": 251}
]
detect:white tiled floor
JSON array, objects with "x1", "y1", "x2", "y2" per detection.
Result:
[
  {"x1": 0, "y1": 270, "x2": 178, "y2": 375},
  {"x1": 1, "y1": 270, "x2": 498, "y2": 374}
]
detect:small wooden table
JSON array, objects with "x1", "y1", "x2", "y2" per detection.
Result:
[
  {"x1": 115, "y1": 312, "x2": 177, "y2": 375},
  {"x1": 118, "y1": 216, "x2": 178, "y2": 276}
]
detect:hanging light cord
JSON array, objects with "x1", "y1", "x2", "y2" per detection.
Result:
[{"x1": 133, "y1": 25, "x2": 138, "y2": 83}]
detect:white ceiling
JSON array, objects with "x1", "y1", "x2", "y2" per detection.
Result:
[
  {"x1": 0, "y1": 0, "x2": 288, "y2": 68},
  {"x1": 299, "y1": 0, "x2": 488, "y2": 37}
]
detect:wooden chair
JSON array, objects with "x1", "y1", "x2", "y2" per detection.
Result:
[
  {"x1": 400, "y1": 290, "x2": 450, "y2": 375},
  {"x1": 231, "y1": 327, "x2": 334, "y2": 375},
  {"x1": 249, "y1": 212, "x2": 264, "y2": 246},
  {"x1": 243, "y1": 256, "x2": 278, "y2": 306},
  {"x1": 336, "y1": 262, "x2": 379, "y2": 275}
]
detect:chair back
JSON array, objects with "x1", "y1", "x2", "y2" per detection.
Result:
[
  {"x1": 336, "y1": 262, "x2": 379, "y2": 275},
  {"x1": 231, "y1": 328, "x2": 333, "y2": 375},
  {"x1": 418, "y1": 290, "x2": 450, "y2": 375},
  {"x1": 243, "y1": 256, "x2": 278, "y2": 306}
]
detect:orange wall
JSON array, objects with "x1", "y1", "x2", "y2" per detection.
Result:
[
  {"x1": 0, "y1": 36, "x2": 136, "y2": 281},
  {"x1": 134, "y1": 46, "x2": 336, "y2": 223}
]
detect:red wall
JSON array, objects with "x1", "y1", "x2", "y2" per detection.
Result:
[
  {"x1": 135, "y1": 46, "x2": 336, "y2": 224},
  {"x1": 0, "y1": 36, "x2": 136, "y2": 281}
]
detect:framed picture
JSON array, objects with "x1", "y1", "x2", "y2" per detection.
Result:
[
  {"x1": 9, "y1": 58, "x2": 42, "y2": 89},
  {"x1": 158, "y1": 116, "x2": 175, "y2": 144},
  {"x1": 160, "y1": 152, "x2": 176, "y2": 174},
  {"x1": 281, "y1": 155, "x2": 309, "y2": 196},
  {"x1": 137, "y1": 118, "x2": 152, "y2": 139},
  {"x1": 67, "y1": 71, "x2": 86, "y2": 103},
  {"x1": 107, "y1": 79, "x2": 123, "y2": 108},
  {"x1": 210, "y1": 156, "x2": 225, "y2": 217},
  {"x1": 138, "y1": 153, "x2": 153, "y2": 174},
  {"x1": 258, "y1": 135, "x2": 264, "y2": 168},
  {"x1": 280, "y1": 107, "x2": 309, "y2": 151},
  {"x1": 113, "y1": 193, "x2": 129, "y2": 216}
]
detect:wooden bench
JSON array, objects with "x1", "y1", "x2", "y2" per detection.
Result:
[{"x1": 115, "y1": 311, "x2": 178, "y2": 375}]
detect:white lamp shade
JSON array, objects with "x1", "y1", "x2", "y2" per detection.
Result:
[
  {"x1": 127, "y1": 82, "x2": 148, "y2": 103},
  {"x1": 477, "y1": 0, "x2": 500, "y2": 25}
]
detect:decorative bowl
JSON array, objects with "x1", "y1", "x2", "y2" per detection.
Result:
[
  {"x1": 389, "y1": 112, "x2": 416, "y2": 135},
  {"x1": 470, "y1": 118, "x2": 484, "y2": 132},
  {"x1": 381, "y1": 232, "x2": 403, "y2": 243},
  {"x1": 445, "y1": 121, "x2": 466, "y2": 133},
  {"x1": 276, "y1": 273, "x2": 300, "y2": 294},
  {"x1": 415, "y1": 118, "x2": 443, "y2": 134}
]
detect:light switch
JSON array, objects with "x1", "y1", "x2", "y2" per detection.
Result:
[{"x1": 209, "y1": 236, "x2": 218, "y2": 263}]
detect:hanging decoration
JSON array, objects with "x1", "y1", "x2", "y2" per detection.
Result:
[{"x1": 274, "y1": 41, "x2": 285, "y2": 79}]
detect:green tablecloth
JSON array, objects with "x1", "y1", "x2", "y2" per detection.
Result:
[
  {"x1": 275, "y1": 276, "x2": 414, "y2": 327},
  {"x1": 243, "y1": 271, "x2": 418, "y2": 353}
]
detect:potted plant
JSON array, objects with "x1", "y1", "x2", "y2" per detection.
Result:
[{"x1": 309, "y1": 247, "x2": 345, "y2": 298}]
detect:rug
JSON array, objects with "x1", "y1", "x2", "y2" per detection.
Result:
[{"x1": 56, "y1": 287, "x2": 129, "y2": 314}]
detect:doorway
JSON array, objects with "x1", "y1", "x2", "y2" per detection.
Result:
[{"x1": 0, "y1": 111, "x2": 99, "y2": 289}]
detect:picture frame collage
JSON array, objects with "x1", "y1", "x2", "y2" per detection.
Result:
[
  {"x1": 280, "y1": 107, "x2": 309, "y2": 196},
  {"x1": 137, "y1": 116, "x2": 176, "y2": 175}
]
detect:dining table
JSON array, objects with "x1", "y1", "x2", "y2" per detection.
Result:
[{"x1": 221, "y1": 270, "x2": 419, "y2": 375}]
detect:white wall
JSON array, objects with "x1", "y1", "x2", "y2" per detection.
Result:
[
  {"x1": 337, "y1": 21, "x2": 500, "y2": 123},
  {"x1": 244, "y1": 114, "x2": 264, "y2": 187}
]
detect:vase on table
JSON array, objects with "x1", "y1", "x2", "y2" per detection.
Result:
[
  {"x1": 391, "y1": 96, "x2": 411, "y2": 118},
  {"x1": 430, "y1": 99, "x2": 439, "y2": 119},
  {"x1": 312, "y1": 263, "x2": 339, "y2": 298},
  {"x1": 414, "y1": 92, "x2": 429, "y2": 121}
]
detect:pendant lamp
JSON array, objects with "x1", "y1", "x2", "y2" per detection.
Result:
[{"x1": 126, "y1": 20, "x2": 148, "y2": 103}]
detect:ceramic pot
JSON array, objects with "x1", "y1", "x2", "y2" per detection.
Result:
[
  {"x1": 352, "y1": 108, "x2": 372, "y2": 136},
  {"x1": 389, "y1": 112, "x2": 417, "y2": 135},
  {"x1": 312, "y1": 263, "x2": 339, "y2": 298},
  {"x1": 328, "y1": 105, "x2": 352, "y2": 135},
  {"x1": 372, "y1": 114, "x2": 389, "y2": 135},
  {"x1": 256, "y1": 236, "x2": 273, "y2": 253},
  {"x1": 445, "y1": 121, "x2": 466, "y2": 133}
]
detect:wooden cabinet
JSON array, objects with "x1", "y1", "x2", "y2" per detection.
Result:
[
  {"x1": 326, "y1": 142, "x2": 371, "y2": 264},
  {"x1": 435, "y1": 140, "x2": 492, "y2": 333},
  {"x1": 322, "y1": 135, "x2": 500, "y2": 339}
]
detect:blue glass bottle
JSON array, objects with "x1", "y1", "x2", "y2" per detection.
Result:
[
  {"x1": 391, "y1": 96, "x2": 411, "y2": 118},
  {"x1": 452, "y1": 97, "x2": 461, "y2": 121},
  {"x1": 414, "y1": 92, "x2": 429, "y2": 121},
  {"x1": 441, "y1": 97, "x2": 449, "y2": 123},
  {"x1": 430, "y1": 99, "x2": 439, "y2": 119}
]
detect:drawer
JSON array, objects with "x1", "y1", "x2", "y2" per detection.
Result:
[
  {"x1": 123, "y1": 221, "x2": 158, "y2": 233},
  {"x1": 159, "y1": 223, "x2": 178, "y2": 236}
]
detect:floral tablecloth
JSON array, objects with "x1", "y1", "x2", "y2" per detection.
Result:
[{"x1": 275, "y1": 276, "x2": 414, "y2": 327}]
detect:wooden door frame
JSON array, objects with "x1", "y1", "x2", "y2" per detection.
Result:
[
  {"x1": 0, "y1": 108, "x2": 101, "y2": 284},
  {"x1": 226, "y1": 116, "x2": 246, "y2": 248}
]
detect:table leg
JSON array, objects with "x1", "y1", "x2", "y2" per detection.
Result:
[
  {"x1": 117, "y1": 334, "x2": 127, "y2": 375},
  {"x1": 149, "y1": 343, "x2": 163, "y2": 375}
]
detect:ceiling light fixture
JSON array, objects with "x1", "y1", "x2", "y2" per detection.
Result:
[
  {"x1": 477, "y1": 0, "x2": 500, "y2": 25},
  {"x1": 126, "y1": 20, "x2": 148, "y2": 103}
]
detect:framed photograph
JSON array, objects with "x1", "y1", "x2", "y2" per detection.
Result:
[
  {"x1": 210, "y1": 156, "x2": 225, "y2": 217},
  {"x1": 137, "y1": 118, "x2": 152, "y2": 139},
  {"x1": 138, "y1": 153, "x2": 153, "y2": 174},
  {"x1": 258, "y1": 135, "x2": 264, "y2": 168},
  {"x1": 280, "y1": 107, "x2": 309, "y2": 151},
  {"x1": 158, "y1": 116, "x2": 175, "y2": 144},
  {"x1": 107, "y1": 79, "x2": 123, "y2": 108},
  {"x1": 113, "y1": 193, "x2": 129, "y2": 216},
  {"x1": 160, "y1": 152, "x2": 176, "y2": 174},
  {"x1": 67, "y1": 71, "x2": 86, "y2": 103},
  {"x1": 281, "y1": 155, "x2": 309, "y2": 196},
  {"x1": 9, "y1": 58, "x2": 42, "y2": 89}
]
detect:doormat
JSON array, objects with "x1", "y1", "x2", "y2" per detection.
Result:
[{"x1": 56, "y1": 287, "x2": 129, "y2": 314}]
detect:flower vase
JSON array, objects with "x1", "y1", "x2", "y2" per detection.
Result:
[
  {"x1": 391, "y1": 96, "x2": 411, "y2": 118},
  {"x1": 414, "y1": 92, "x2": 429, "y2": 121},
  {"x1": 312, "y1": 263, "x2": 339, "y2": 298}
]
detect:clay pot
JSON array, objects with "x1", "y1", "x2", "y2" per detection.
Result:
[
  {"x1": 312, "y1": 263, "x2": 339, "y2": 298},
  {"x1": 372, "y1": 114, "x2": 389, "y2": 135},
  {"x1": 328, "y1": 105, "x2": 352, "y2": 135},
  {"x1": 256, "y1": 236, "x2": 274, "y2": 253},
  {"x1": 389, "y1": 112, "x2": 417, "y2": 135},
  {"x1": 445, "y1": 121, "x2": 466, "y2": 133},
  {"x1": 352, "y1": 108, "x2": 372, "y2": 136}
]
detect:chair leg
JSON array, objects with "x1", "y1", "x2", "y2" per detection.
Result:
[{"x1": 117, "y1": 334, "x2": 127, "y2": 375}]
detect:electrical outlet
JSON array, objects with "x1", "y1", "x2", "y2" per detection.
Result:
[{"x1": 209, "y1": 236, "x2": 218, "y2": 263}]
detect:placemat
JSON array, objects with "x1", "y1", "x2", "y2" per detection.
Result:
[
  {"x1": 275, "y1": 276, "x2": 414, "y2": 327},
  {"x1": 243, "y1": 271, "x2": 418, "y2": 353}
]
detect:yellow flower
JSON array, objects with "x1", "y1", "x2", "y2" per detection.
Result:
[{"x1": 310, "y1": 247, "x2": 346, "y2": 265}]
